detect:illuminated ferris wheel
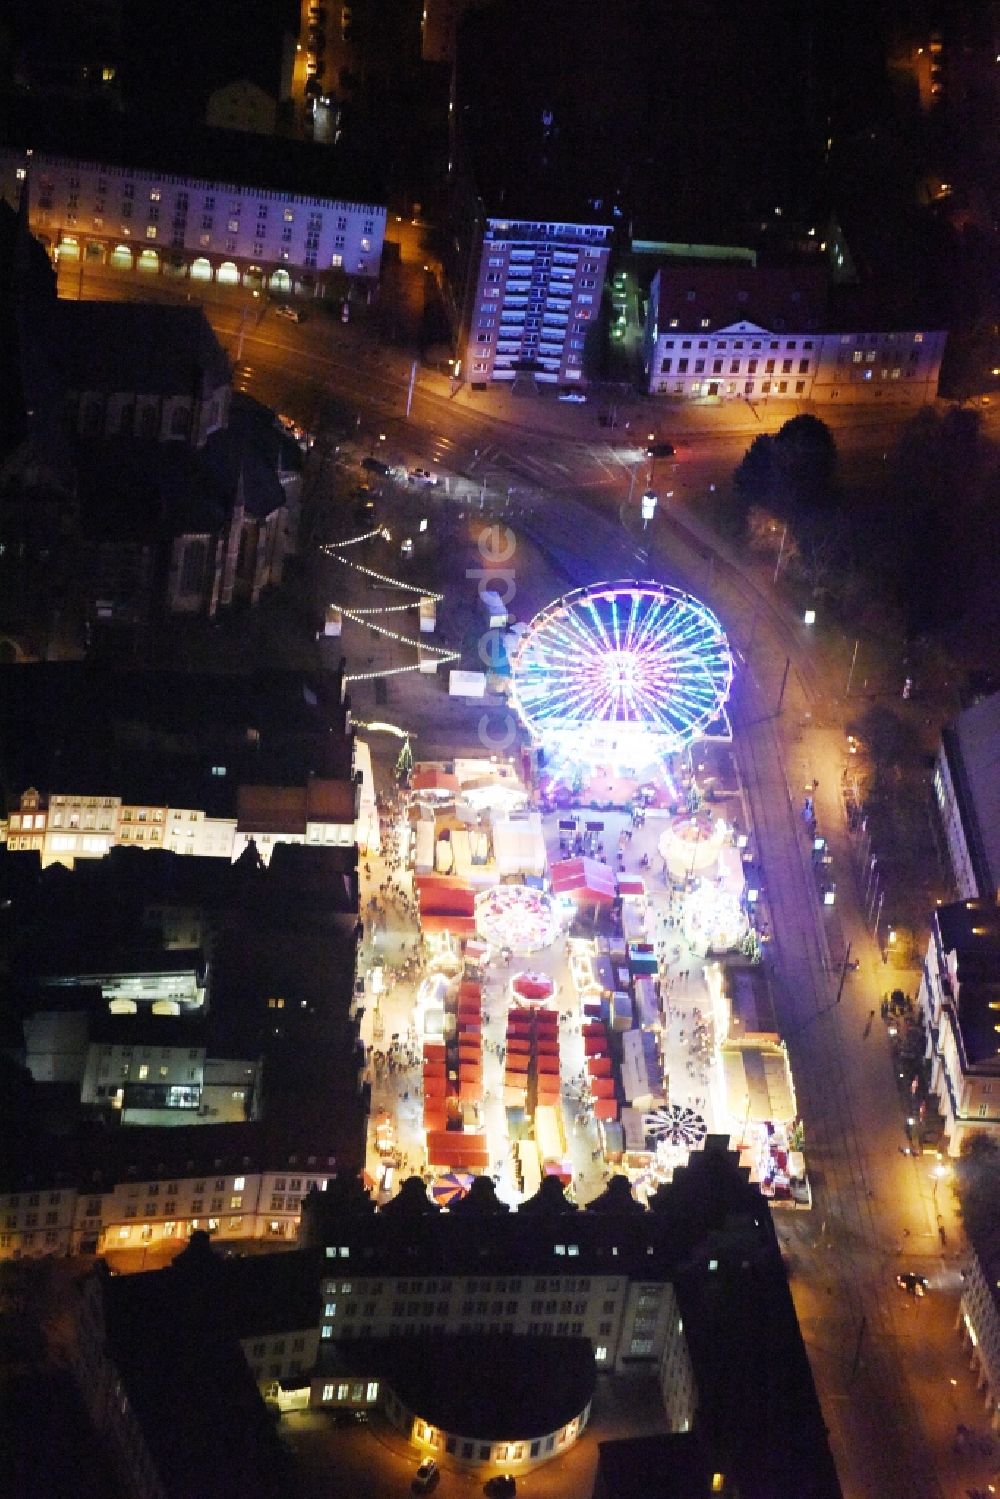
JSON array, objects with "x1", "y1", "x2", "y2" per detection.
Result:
[{"x1": 510, "y1": 582, "x2": 732, "y2": 763}]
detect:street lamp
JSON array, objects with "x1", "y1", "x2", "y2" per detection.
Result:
[{"x1": 931, "y1": 1162, "x2": 948, "y2": 1205}]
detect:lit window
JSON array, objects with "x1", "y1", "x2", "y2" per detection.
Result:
[
  {"x1": 146, "y1": 226, "x2": 157, "y2": 239},
  {"x1": 234, "y1": 1176, "x2": 245, "y2": 1191}
]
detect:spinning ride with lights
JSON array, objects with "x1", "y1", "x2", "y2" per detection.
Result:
[
  {"x1": 511, "y1": 582, "x2": 732, "y2": 769},
  {"x1": 643, "y1": 1104, "x2": 708, "y2": 1150}
]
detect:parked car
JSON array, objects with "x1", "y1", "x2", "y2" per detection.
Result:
[
  {"x1": 646, "y1": 440, "x2": 675, "y2": 458},
  {"x1": 362, "y1": 456, "x2": 392, "y2": 476},
  {"x1": 558, "y1": 391, "x2": 587, "y2": 403},
  {"x1": 484, "y1": 1477, "x2": 517, "y2": 1498},
  {"x1": 413, "y1": 1458, "x2": 439, "y2": 1493},
  {"x1": 896, "y1": 1272, "x2": 929, "y2": 1297},
  {"x1": 408, "y1": 467, "x2": 439, "y2": 486},
  {"x1": 274, "y1": 304, "x2": 305, "y2": 323}
]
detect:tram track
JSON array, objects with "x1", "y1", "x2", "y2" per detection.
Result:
[{"x1": 511, "y1": 474, "x2": 944, "y2": 1499}]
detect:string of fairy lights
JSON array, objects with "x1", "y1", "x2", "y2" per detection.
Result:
[{"x1": 320, "y1": 531, "x2": 459, "y2": 684}]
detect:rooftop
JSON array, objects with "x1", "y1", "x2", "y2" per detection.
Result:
[
  {"x1": 942, "y1": 691, "x2": 1000, "y2": 902},
  {"x1": 0, "y1": 666, "x2": 352, "y2": 811},
  {"x1": 652, "y1": 263, "x2": 829, "y2": 336},
  {"x1": 335, "y1": 1333, "x2": 596, "y2": 1440},
  {"x1": 304, "y1": 1141, "x2": 778, "y2": 1280},
  {"x1": 51, "y1": 301, "x2": 231, "y2": 396},
  {"x1": 935, "y1": 901, "x2": 1000, "y2": 1070},
  {"x1": 596, "y1": 1433, "x2": 725, "y2": 1499},
  {"x1": 98, "y1": 1245, "x2": 293, "y2": 1499},
  {"x1": 4, "y1": 95, "x2": 385, "y2": 208}
]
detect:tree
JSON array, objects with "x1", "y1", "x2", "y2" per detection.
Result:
[
  {"x1": 733, "y1": 433, "x2": 776, "y2": 514},
  {"x1": 954, "y1": 1135, "x2": 1000, "y2": 1243},
  {"x1": 733, "y1": 416, "x2": 840, "y2": 537},
  {"x1": 771, "y1": 414, "x2": 839, "y2": 506},
  {"x1": 395, "y1": 736, "x2": 413, "y2": 785}
]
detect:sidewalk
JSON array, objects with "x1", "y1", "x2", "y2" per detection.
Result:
[{"x1": 420, "y1": 366, "x2": 945, "y2": 448}]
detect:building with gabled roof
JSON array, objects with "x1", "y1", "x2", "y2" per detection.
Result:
[{"x1": 642, "y1": 261, "x2": 945, "y2": 406}]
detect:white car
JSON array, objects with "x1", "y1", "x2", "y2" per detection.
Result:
[
  {"x1": 408, "y1": 467, "x2": 439, "y2": 486},
  {"x1": 557, "y1": 391, "x2": 587, "y2": 403},
  {"x1": 274, "y1": 304, "x2": 305, "y2": 323}
]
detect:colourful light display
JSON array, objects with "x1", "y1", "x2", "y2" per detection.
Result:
[{"x1": 511, "y1": 582, "x2": 732, "y2": 762}]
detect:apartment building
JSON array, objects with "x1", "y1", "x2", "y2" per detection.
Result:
[
  {"x1": 4, "y1": 777, "x2": 360, "y2": 869},
  {"x1": 919, "y1": 900, "x2": 1000, "y2": 1154},
  {"x1": 643, "y1": 263, "x2": 946, "y2": 405},
  {"x1": 0, "y1": 1134, "x2": 348, "y2": 1261},
  {"x1": 0, "y1": 124, "x2": 386, "y2": 294},
  {"x1": 958, "y1": 1227, "x2": 1000, "y2": 1433},
  {"x1": 464, "y1": 217, "x2": 612, "y2": 387},
  {"x1": 934, "y1": 690, "x2": 1000, "y2": 901}
]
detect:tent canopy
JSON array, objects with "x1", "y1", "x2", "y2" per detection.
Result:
[
  {"x1": 416, "y1": 873, "x2": 476, "y2": 916},
  {"x1": 550, "y1": 857, "x2": 617, "y2": 903},
  {"x1": 722, "y1": 1043, "x2": 796, "y2": 1123},
  {"x1": 493, "y1": 813, "x2": 547, "y2": 877}
]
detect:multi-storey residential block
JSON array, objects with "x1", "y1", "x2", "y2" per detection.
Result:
[
  {"x1": 933, "y1": 690, "x2": 1000, "y2": 902},
  {"x1": 5, "y1": 776, "x2": 361, "y2": 868},
  {"x1": 642, "y1": 263, "x2": 946, "y2": 405},
  {"x1": 0, "y1": 108, "x2": 386, "y2": 294},
  {"x1": 464, "y1": 217, "x2": 612, "y2": 387},
  {"x1": 958, "y1": 1227, "x2": 1000, "y2": 1433},
  {"x1": 918, "y1": 900, "x2": 1000, "y2": 1154},
  {"x1": 0, "y1": 1124, "x2": 357, "y2": 1262}
]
